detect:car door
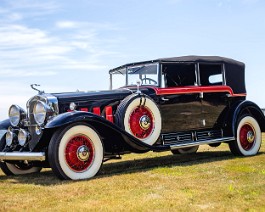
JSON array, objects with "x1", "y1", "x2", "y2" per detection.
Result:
[
  {"x1": 158, "y1": 63, "x2": 203, "y2": 133},
  {"x1": 198, "y1": 63, "x2": 228, "y2": 129}
]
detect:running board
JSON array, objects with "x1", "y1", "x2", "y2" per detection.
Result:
[
  {"x1": 170, "y1": 137, "x2": 235, "y2": 150},
  {"x1": 0, "y1": 152, "x2": 46, "y2": 161}
]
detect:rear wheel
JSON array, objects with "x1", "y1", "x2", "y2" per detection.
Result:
[
  {"x1": 0, "y1": 135, "x2": 42, "y2": 176},
  {"x1": 171, "y1": 146, "x2": 199, "y2": 155},
  {"x1": 229, "y1": 115, "x2": 261, "y2": 156},
  {"x1": 48, "y1": 124, "x2": 103, "y2": 180}
]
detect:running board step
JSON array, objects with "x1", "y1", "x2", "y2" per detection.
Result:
[
  {"x1": 170, "y1": 137, "x2": 235, "y2": 150},
  {"x1": 0, "y1": 152, "x2": 46, "y2": 161}
]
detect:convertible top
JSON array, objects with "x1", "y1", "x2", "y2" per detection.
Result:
[
  {"x1": 110, "y1": 56, "x2": 246, "y2": 94},
  {"x1": 158, "y1": 55, "x2": 244, "y2": 66}
]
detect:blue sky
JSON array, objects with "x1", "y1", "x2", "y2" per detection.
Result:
[{"x1": 0, "y1": 0, "x2": 265, "y2": 119}]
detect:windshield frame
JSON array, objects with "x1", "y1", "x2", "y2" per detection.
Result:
[{"x1": 109, "y1": 62, "x2": 160, "y2": 90}]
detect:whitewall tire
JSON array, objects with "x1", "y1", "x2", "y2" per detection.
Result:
[
  {"x1": 229, "y1": 116, "x2": 261, "y2": 156},
  {"x1": 48, "y1": 124, "x2": 103, "y2": 180},
  {"x1": 116, "y1": 94, "x2": 162, "y2": 145},
  {"x1": 1, "y1": 163, "x2": 41, "y2": 175}
]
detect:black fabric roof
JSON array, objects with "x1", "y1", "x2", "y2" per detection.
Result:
[
  {"x1": 109, "y1": 55, "x2": 244, "y2": 72},
  {"x1": 157, "y1": 56, "x2": 244, "y2": 66},
  {"x1": 109, "y1": 55, "x2": 246, "y2": 94}
]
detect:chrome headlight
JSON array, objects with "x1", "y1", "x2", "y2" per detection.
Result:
[
  {"x1": 18, "y1": 129, "x2": 29, "y2": 146},
  {"x1": 6, "y1": 130, "x2": 14, "y2": 146},
  {"x1": 8, "y1": 105, "x2": 26, "y2": 127},
  {"x1": 33, "y1": 101, "x2": 52, "y2": 125}
]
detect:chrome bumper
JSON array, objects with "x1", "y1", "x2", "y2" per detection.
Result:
[{"x1": 0, "y1": 152, "x2": 46, "y2": 161}]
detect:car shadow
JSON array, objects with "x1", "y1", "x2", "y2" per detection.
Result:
[{"x1": 0, "y1": 150, "x2": 264, "y2": 186}]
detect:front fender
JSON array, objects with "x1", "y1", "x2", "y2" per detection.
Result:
[
  {"x1": 45, "y1": 111, "x2": 168, "y2": 153},
  {"x1": 45, "y1": 111, "x2": 102, "y2": 129},
  {"x1": 0, "y1": 119, "x2": 10, "y2": 139},
  {"x1": 228, "y1": 100, "x2": 265, "y2": 136},
  {"x1": 0, "y1": 119, "x2": 10, "y2": 130}
]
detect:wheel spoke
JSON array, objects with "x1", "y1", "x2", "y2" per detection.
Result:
[
  {"x1": 65, "y1": 135, "x2": 94, "y2": 172},
  {"x1": 129, "y1": 106, "x2": 154, "y2": 139},
  {"x1": 240, "y1": 123, "x2": 255, "y2": 151}
]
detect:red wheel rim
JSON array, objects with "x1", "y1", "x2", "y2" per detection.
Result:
[
  {"x1": 129, "y1": 106, "x2": 154, "y2": 139},
  {"x1": 65, "y1": 135, "x2": 94, "y2": 172},
  {"x1": 239, "y1": 123, "x2": 255, "y2": 151}
]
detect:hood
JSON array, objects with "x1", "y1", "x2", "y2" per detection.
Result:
[{"x1": 51, "y1": 89, "x2": 133, "y2": 114}]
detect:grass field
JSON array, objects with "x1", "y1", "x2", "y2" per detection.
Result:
[{"x1": 0, "y1": 135, "x2": 264, "y2": 211}]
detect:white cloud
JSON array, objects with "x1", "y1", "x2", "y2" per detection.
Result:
[
  {"x1": 0, "y1": 0, "x2": 125, "y2": 120},
  {"x1": 56, "y1": 21, "x2": 81, "y2": 29},
  {"x1": 0, "y1": 70, "x2": 57, "y2": 77},
  {"x1": 7, "y1": 0, "x2": 59, "y2": 12},
  {"x1": 0, "y1": 25, "x2": 51, "y2": 47}
]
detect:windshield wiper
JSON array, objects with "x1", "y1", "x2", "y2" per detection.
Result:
[{"x1": 128, "y1": 66, "x2": 145, "y2": 74}]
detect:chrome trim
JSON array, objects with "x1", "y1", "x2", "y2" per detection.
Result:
[
  {"x1": 109, "y1": 73, "x2": 113, "y2": 90},
  {"x1": 222, "y1": 63, "x2": 227, "y2": 86},
  {"x1": 0, "y1": 152, "x2": 45, "y2": 161},
  {"x1": 170, "y1": 137, "x2": 235, "y2": 150}
]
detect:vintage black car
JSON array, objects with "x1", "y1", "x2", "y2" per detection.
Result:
[{"x1": 0, "y1": 56, "x2": 264, "y2": 180}]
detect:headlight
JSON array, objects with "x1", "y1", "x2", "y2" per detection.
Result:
[
  {"x1": 8, "y1": 105, "x2": 26, "y2": 127},
  {"x1": 6, "y1": 130, "x2": 14, "y2": 146},
  {"x1": 33, "y1": 101, "x2": 52, "y2": 125},
  {"x1": 18, "y1": 129, "x2": 29, "y2": 146}
]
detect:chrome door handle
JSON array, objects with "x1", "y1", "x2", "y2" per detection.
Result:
[{"x1": 161, "y1": 97, "x2": 169, "y2": 101}]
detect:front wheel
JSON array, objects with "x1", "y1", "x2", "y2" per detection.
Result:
[
  {"x1": 229, "y1": 116, "x2": 261, "y2": 156},
  {"x1": 48, "y1": 124, "x2": 104, "y2": 180}
]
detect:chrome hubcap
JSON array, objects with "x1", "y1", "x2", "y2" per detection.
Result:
[
  {"x1": 139, "y1": 115, "x2": 151, "y2": 130},
  {"x1": 77, "y1": 145, "x2": 90, "y2": 161},
  {"x1": 247, "y1": 131, "x2": 255, "y2": 143}
]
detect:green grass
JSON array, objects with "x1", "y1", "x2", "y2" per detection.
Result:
[{"x1": 0, "y1": 136, "x2": 264, "y2": 211}]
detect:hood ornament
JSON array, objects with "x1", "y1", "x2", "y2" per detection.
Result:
[{"x1": 31, "y1": 84, "x2": 44, "y2": 94}]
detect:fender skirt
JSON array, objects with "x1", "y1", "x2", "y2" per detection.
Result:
[{"x1": 45, "y1": 111, "x2": 168, "y2": 153}]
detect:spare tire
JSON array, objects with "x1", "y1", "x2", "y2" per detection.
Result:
[{"x1": 115, "y1": 94, "x2": 162, "y2": 145}]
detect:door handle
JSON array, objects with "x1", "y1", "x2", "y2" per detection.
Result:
[{"x1": 161, "y1": 97, "x2": 169, "y2": 101}]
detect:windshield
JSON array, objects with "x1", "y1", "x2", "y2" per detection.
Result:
[{"x1": 110, "y1": 63, "x2": 159, "y2": 89}]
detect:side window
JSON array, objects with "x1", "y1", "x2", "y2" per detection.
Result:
[
  {"x1": 199, "y1": 64, "x2": 223, "y2": 86},
  {"x1": 162, "y1": 63, "x2": 196, "y2": 87}
]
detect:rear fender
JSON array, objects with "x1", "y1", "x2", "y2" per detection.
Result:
[{"x1": 226, "y1": 100, "x2": 265, "y2": 136}]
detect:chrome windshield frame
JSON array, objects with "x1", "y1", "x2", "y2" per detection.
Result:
[{"x1": 109, "y1": 62, "x2": 159, "y2": 90}]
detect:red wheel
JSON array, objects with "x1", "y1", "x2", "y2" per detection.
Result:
[
  {"x1": 239, "y1": 124, "x2": 255, "y2": 151},
  {"x1": 129, "y1": 106, "x2": 154, "y2": 139},
  {"x1": 116, "y1": 94, "x2": 162, "y2": 145},
  {"x1": 65, "y1": 135, "x2": 94, "y2": 172},
  {"x1": 229, "y1": 116, "x2": 261, "y2": 156},
  {"x1": 48, "y1": 124, "x2": 103, "y2": 180}
]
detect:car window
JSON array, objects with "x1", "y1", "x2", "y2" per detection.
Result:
[
  {"x1": 127, "y1": 64, "x2": 158, "y2": 86},
  {"x1": 199, "y1": 64, "x2": 223, "y2": 86},
  {"x1": 162, "y1": 63, "x2": 196, "y2": 87}
]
